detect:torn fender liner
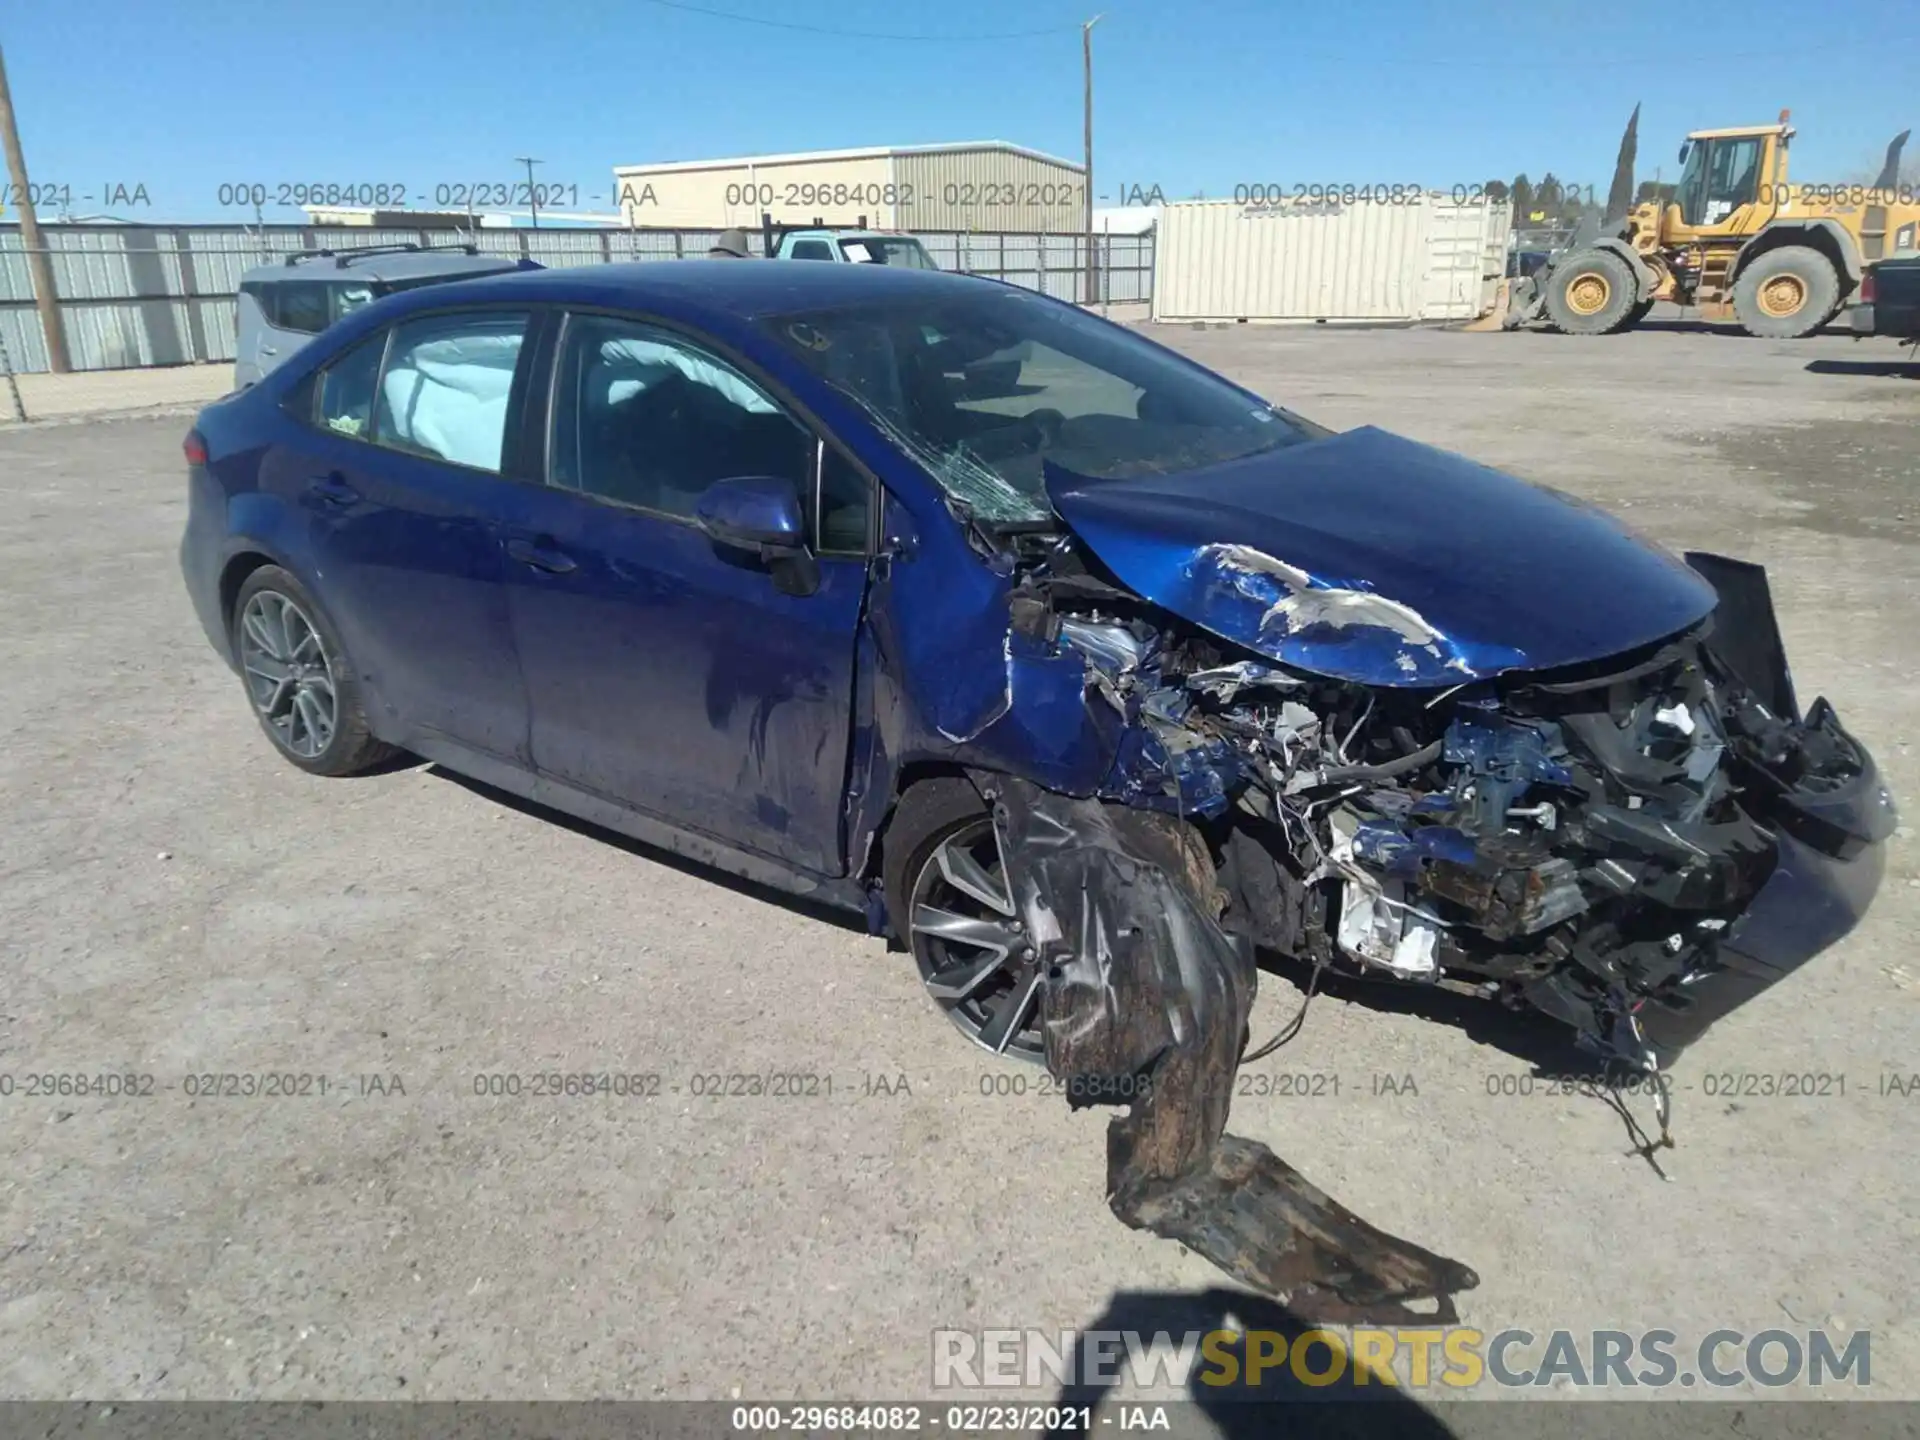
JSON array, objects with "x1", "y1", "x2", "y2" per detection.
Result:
[{"x1": 976, "y1": 772, "x2": 1479, "y2": 1323}]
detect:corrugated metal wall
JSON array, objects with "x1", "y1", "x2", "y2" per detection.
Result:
[
  {"x1": 890, "y1": 147, "x2": 1086, "y2": 233},
  {"x1": 0, "y1": 223, "x2": 1155, "y2": 373},
  {"x1": 611, "y1": 155, "x2": 898, "y2": 230},
  {"x1": 1152, "y1": 197, "x2": 1511, "y2": 323}
]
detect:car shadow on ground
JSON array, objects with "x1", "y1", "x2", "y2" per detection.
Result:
[
  {"x1": 1251, "y1": 949, "x2": 1592, "y2": 1076},
  {"x1": 424, "y1": 764, "x2": 871, "y2": 934},
  {"x1": 1043, "y1": 1287, "x2": 1460, "y2": 1439},
  {"x1": 1803, "y1": 356, "x2": 1920, "y2": 378}
]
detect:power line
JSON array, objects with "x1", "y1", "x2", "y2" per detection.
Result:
[{"x1": 631, "y1": 0, "x2": 1078, "y2": 41}]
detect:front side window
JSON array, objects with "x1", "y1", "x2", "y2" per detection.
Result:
[
  {"x1": 273, "y1": 282, "x2": 332, "y2": 335},
  {"x1": 550, "y1": 314, "x2": 812, "y2": 519},
  {"x1": 373, "y1": 311, "x2": 530, "y2": 473},
  {"x1": 315, "y1": 332, "x2": 386, "y2": 438},
  {"x1": 761, "y1": 287, "x2": 1314, "y2": 523},
  {"x1": 1703, "y1": 137, "x2": 1762, "y2": 224}
]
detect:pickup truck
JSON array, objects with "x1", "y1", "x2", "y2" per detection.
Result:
[
  {"x1": 772, "y1": 228, "x2": 939, "y2": 269},
  {"x1": 1849, "y1": 256, "x2": 1920, "y2": 343}
]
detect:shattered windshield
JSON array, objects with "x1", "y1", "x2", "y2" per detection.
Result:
[{"x1": 760, "y1": 287, "x2": 1316, "y2": 522}]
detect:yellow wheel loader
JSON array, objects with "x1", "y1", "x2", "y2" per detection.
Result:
[{"x1": 1506, "y1": 108, "x2": 1918, "y2": 337}]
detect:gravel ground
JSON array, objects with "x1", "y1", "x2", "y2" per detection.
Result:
[{"x1": 2, "y1": 321, "x2": 1916, "y2": 1420}]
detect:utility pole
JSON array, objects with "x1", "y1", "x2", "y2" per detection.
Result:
[
  {"x1": 517, "y1": 155, "x2": 542, "y2": 229},
  {"x1": 0, "y1": 44, "x2": 70, "y2": 373},
  {"x1": 1082, "y1": 16, "x2": 1103, "y2": 306}
]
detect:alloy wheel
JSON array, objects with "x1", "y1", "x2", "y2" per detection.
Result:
[
  {"x1": 908, "y1": 817, "x2": 1046, "y2": 1063},
  {"x1": 238, "y1": 591, "x2": 338, "y2": 760}
]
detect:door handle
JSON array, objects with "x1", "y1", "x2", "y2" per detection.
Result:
[
  {"x1": 506, "y1": 537, "x2": 578, "y2": 575},
  {"x1": 308, "y1": 475, "x2": 359, "y2": 508},
  {"x1": 260, "y1": 346, "x2": 279, "y2": 356}
]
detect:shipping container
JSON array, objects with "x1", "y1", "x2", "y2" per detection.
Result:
[{"x1": 1153, "y1": 195, "x2": 1511, "y2": 324}]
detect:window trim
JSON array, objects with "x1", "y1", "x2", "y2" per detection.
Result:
[{"x1": 540, "y1": 305, "x2": 880, "y2": 557}]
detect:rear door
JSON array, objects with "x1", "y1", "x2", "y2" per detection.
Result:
[
  {"x1": 498, "y1": 311, "x2": 873, "y2": 874},
  {"x1": 262, "y1": 306, "x2": 540, "y2": 761}
]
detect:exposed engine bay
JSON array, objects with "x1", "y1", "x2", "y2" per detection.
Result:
[
  {"x1": 949, "y1": 523, "x2": 1891, "y2": 1320},
  {"x1": 996, "y1": 530, "x2": 1890, "y2": 1074}
]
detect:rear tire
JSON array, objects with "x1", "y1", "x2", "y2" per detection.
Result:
[
  {"x1": 231, "y1": 565, "x2": 394, "y2": 777},
  {"x1": 1733, "y1": 245, "x2": 1840, "y2": 338},
  {"x1": 1543, "y1": 250, "x2": 1638, "y2": 335}
]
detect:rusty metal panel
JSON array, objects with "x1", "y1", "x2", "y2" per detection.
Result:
[{"x1": 1154, "y1": 197, "x2": 1505, "y2": 324}]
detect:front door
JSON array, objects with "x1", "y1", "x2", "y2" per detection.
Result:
[{"x1": 500, "y1": 313, "x2": 872, "y2": 875}]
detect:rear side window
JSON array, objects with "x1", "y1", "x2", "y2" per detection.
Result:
[
  {"x1": 274, "y1": 282, "x2": 332, "y2": 335},
  {"x1": 316, "y1": 333, "x2": 387, "y2": 437},
  {"x1": 374, "y1": 311, "x2": 530, "y2": 473},
  {"x1": 788, "y1": 240, "x2": 833, "y2": 261},
  {"x1": 332, "y1": 283, "x2": 378, "y2": 322}
]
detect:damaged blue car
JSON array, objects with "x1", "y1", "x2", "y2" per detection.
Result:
[{"x1": 181, "y1": 260, "x2": 1893, "y2": 1319}]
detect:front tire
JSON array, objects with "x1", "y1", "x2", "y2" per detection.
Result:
[
  {"x1": 231, "y1": 565, "x2": 393, "y2": 777},
  {"x1": 1733, "y1": 245, "x2": 1840, "y2": 338},
  {"x1": 1543, "y1": 250, "x2": 1638, "y2": 335},
  {"x1": 883, "y1": 779, "x2": 1046, "y2": 1063}
]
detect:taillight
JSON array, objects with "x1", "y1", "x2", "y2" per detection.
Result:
[
  {"x1": 183, "y1": 430, "x2": 207, "y2": 466},
  {"x1": 1860, "y1": 269, "x2": 1877, "y2": 304}
]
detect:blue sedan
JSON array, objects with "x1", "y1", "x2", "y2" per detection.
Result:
[{"x1": 182, "y1": 259, "x2": 1890, "y2": 1313}]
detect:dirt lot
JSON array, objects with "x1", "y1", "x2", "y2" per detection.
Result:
[{"x1": 2, "y1": 321, "x2": 1916, "y2": 1417}]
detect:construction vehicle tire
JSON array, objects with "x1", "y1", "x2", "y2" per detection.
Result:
[
  {"x1": 1543, "y1": 250, "x2": 1637, "y2": 335},
  {"x1": 1626, "y1": 299, "x2": 1655, "y2": 327},
  {"x1": 1733, "y1": 246, "x2": 1840, "y2": 338}
]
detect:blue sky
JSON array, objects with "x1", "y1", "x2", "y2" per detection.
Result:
[{"x1": 3, "y1": 0, "x2": 1916, "y2": 222}]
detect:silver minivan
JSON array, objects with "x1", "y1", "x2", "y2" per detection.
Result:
[{"x1": 233, "y1": 245, "x2": 533, "y2": 387}]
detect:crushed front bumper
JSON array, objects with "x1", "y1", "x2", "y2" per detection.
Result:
[{"x1": 1636, "y1": 747, "x2": 1893, "y2": 1061}]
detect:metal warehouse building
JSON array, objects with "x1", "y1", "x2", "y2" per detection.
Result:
[{"x1": 611, "y1": 141, "x2": 1087, "y2": 233}]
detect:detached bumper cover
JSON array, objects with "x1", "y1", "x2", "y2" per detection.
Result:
[{"x1": 1637, "y1": 742, "x2": 1893, "y2": 1060}]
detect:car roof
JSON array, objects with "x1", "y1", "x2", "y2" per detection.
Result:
[
  {"x1": 375, "y1": 258, "x2": 1009, "y2": 321},
  {"x1": 785, "y1": 230, "x2": 922, "y2": 243},
  {"x1": 240, "y1": 251, "x2": 524, "y2": 285}
]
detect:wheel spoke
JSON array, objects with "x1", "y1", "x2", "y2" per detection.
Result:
[
  {"x1": 242, "y1": 608, "x2": 280, "y2": 658},
  {"x1": 294, "y1": 688, "x2": 331, "y2": 754},
  {"x1": 977, "y1": 966, "x2": 1043, "y2": 1055},
  {"x1": 288, "y1": 624, "x2": 322, "y2": 664},
  {"x1": 272, "y1": 597, "x2": 297, "y2": 661},
  {"x1": 244, "y1": 653, "x2": 294, "y2": 682},
  {"x1": 911, "y1": 903, "x2": 1017, "y2": 957},
  {"x1": 922, "y1": 945, "x2": 1017, "y2": 1001},
  {"x1": 935, "y1": 835, "x2": 1014, "y2": 915}
]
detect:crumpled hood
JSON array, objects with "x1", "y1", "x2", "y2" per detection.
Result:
[{"x1": 1045, "y1": 426, "x2": 1717, "y2": 686}]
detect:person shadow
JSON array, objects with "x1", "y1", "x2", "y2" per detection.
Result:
[{"x1": 1043, "y1": 1287, "x2": 1461, "y2": 1439}]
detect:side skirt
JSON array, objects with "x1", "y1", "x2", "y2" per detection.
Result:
[{"x1": 402, "y1": 732, "x2": 871, "y2": 915}]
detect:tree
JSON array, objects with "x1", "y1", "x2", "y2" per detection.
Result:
[
  {"x1": 1510, "y1": 173, "x2": 1534, "y2": 225},
  {"x1": 1483, "y1": 178, "x2": 1509, "y2": 202},
  {"x1": 1635, "y1": 179, "x2": 1677, "y2": 207},
  {"x1": 1534, "y1": 172, "x2": 1565, "y2": 218}
]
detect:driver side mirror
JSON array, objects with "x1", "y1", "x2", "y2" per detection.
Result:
[{"x1": 694, "y1": 475, "x2": 819, "y2": 596}]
